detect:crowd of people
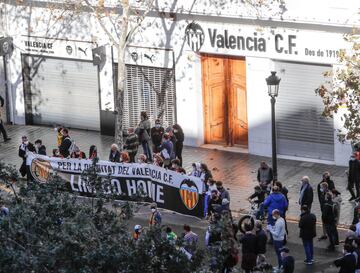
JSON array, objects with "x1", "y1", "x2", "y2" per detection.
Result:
[{"x1": 11, "y1": 108, "x2": 360, "y2": 272}]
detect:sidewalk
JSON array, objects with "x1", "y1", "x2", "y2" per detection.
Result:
[{"x1": 0, "y1": 125, "x2": 352, "y2": 225}]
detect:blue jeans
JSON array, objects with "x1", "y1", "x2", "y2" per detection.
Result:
[
  {"x1": 142, "y1": 141, "x2": 152, "y2": 161},
  {"x1": 204, "y1": 194, "x2": 210, "y2": 217},
  {"x1": 302, "y1": 239, "x2": 314, "y2": 262},
  {"x1": 273, "y1": 240, "x2": 283, "y2": 267}
]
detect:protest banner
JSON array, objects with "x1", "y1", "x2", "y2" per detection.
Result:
[{"x1": 28, "y1": 154, "x2": 205, "y2": 217}]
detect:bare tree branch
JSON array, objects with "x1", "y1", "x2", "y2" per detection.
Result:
[{"x1": 83, "y1": 0, "x2": 119, "y2": 46}]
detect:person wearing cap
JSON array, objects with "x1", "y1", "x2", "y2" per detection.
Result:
[
  {"x1": 133, "y1": 224, "x2": 142, "y2": 240},
  {"x1": 149, "y1": 203, "x2": 161, "y2": 227},
  {"x1": 151, "y1": 119, "x2": 164, "y2": 153},
  {"x1": 268, "y1": 209, "x2": 286, "y2": 268},
  {"x1": 299, "y1": 176, "x2": 314, "y2": 211},
  {"x1": 280, "y1": 247, "x2": 294, "y2": 273},
  {"x1": 334, "y1": 244, "x2": 357, "y2": 273},
  {"x1": 0, "y1": 94, "x2": 11, "y2": 143},
  {"x1": 18, "y1": 135, "x2": 35, "y2": 180},
  {"x1": 299, "y1": 205, "x2": 316, "y2": 265}
]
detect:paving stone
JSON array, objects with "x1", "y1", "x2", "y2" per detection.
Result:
[{"x1": 0, "y1": 125, "x2": 353, "y2": 225}]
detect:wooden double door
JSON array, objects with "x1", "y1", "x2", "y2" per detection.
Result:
[{"x1": 202, "y1": 55, "x2": 248, "y2": 146}]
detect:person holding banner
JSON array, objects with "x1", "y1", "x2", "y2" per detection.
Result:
[
  {"x1": 109, "y1": 144, "x2": 120, "y2": 163},
  {"x1": 18, "y1": 136, "x2": 35, "y2": 181}
]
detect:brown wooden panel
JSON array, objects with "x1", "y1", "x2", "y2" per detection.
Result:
[
  {"x1": 229, "y1": 58, "x2": 248, "y2": 146},
  {"x1": 202, "y1": 55, "x2": 227, "y2": 144}
]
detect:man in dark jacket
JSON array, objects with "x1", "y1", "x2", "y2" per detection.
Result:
[
  {"x1": 240, "y1": 223, "x2": 257, "y2": 273},
  {"x1": 322, "y1": 192, "x2": 339, "y2": 251},
  {"x1": 18, "y1": 135, "x2": 35, "y2": 181},
  {"x1": 257, "y1": 161, "x2": 273, "y2": 192},
  {"x1": 34, "y1": 139, "x2": 46, "y2": 155},
  {"x1": 299, "y1": 176, "x2": 314, "y2": 211},
  {"x1": 255, "y1": 220, "x2": 267, "y2": 256},
  {"x1": 280, "y1": 247, "x2": 295, "y2": 273},
  {"x1": 318, "y1": 182, "x2": 330, "y2": 241},
  {"x1": 348, "y1": 153, "x2": 360, "y2": 200},
  {"x1": 334, "y1": 244, "x2": 356, "y2": 273},
  {"x1": 299, "y1": 205, "x2": 316, "y2": 264},
  {"x1": 172, "y1": 124, "x2": 184, "y2": 166},
  {"x1": 59, "y1": 128, "x2": 72, "y2": 158},
  {"x1": 150, "y1": 119, "x2": 164, "y2": 153}
]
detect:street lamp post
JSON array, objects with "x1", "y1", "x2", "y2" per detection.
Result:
[{"x1": 266, "y1": 71, "x2": 281, "y2": 182}]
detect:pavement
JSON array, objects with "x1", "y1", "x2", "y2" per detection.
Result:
[
  {"x1": 0, "y1": 124, "x2": 354, "y2": 272},
  {"x1": 0, "y1": 124, "x2": 352, "y2": 225}
]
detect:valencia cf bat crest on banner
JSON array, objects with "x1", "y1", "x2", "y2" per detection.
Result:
[{"x1": 179, "y1": 179, "x2": 199, "y2": 210}]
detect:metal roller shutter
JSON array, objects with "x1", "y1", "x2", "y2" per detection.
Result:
[
  {"x1": 275, "y1": 61, "x2": 334, "y2": 161},
  {"x1": 114, "y1": 64, "x2": 176, "y2": 129},
  {"x1": 22, "y1": 56, "x2": 100, "y2": 131}
]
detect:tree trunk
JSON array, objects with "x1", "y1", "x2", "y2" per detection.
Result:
[{"x1": 115, "y1": 0, "x2": 130, "y2": 150}]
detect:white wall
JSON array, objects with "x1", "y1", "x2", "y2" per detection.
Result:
[{"x1": 246, "y1": 57, "x2": 273, "y2": 157}]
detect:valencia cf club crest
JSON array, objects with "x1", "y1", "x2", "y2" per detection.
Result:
[
  {"x1": 30, "y1": 158, "x2": 52, "y2": 183},
  {"x1": 179, "y1": 179, "x2": 199, "y2": 210},
  {"x1": 185, "y1": 22, "x2": 205, "y2": 52}
]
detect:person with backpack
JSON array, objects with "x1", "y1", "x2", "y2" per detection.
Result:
[
  {"x1": 59, "y1": 128, "x2": 72, "y2": 158},
  {"x1": 322, "y1": 192, "x2": 339, "y2": 251}
]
